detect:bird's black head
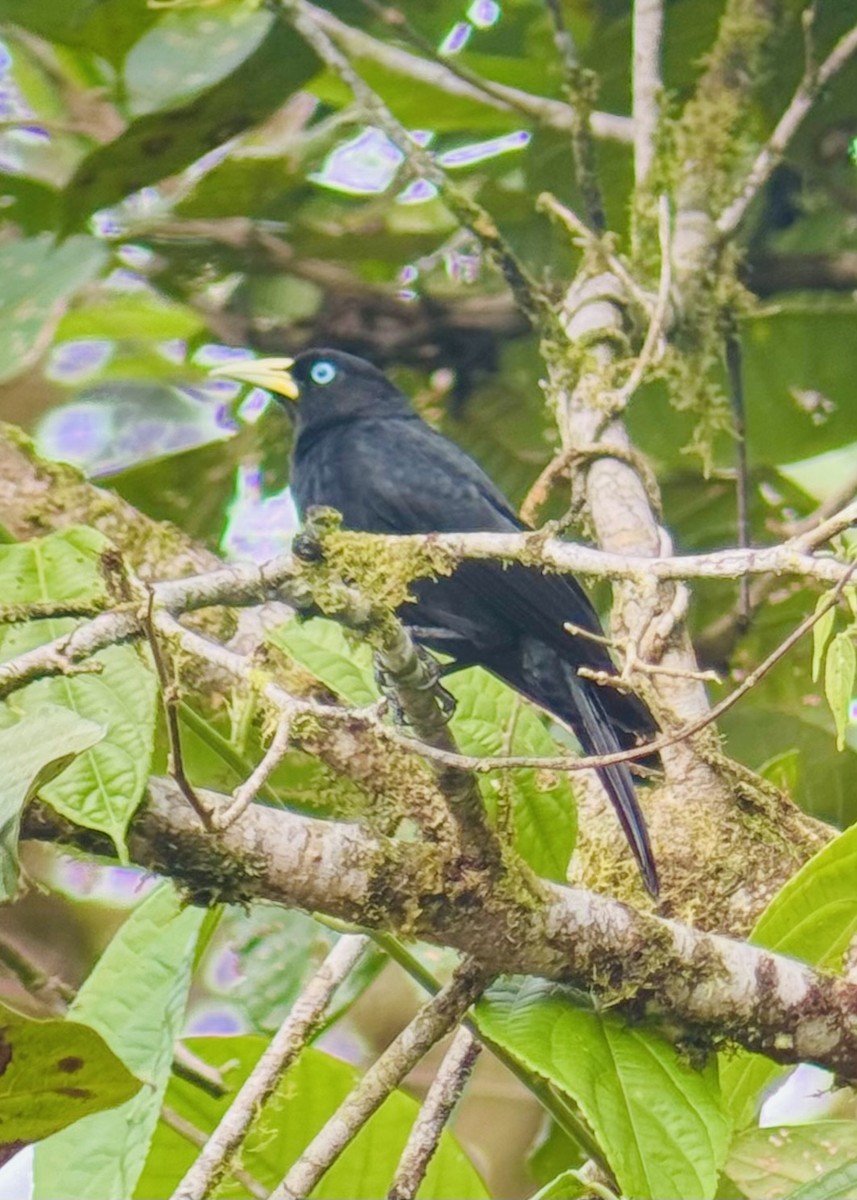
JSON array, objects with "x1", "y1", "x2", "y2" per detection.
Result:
[{"x1": 209, "y1": 347, "x2": 414, "y2": 436}]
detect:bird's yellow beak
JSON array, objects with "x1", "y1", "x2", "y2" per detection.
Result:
[{"x1": 208, "y1": 356, "x2": 299, "y2": 400}]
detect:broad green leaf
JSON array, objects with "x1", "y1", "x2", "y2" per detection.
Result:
[
  {"x1": 33, "y1": 883, "x2": 206, "y2": 1200},
  {"x1": 741, "y1": 309, "x2": 857, "y2": 467},
  {"x1": 0, "y1": 705, "x2": 104, "y2": 901},
  {"x1": 530, "y1": 1172, "x2": 588, "y2": 1200},
  {"x1": 476, "y1": 977, "x2": 731, "y2": 1200},
  {"x1": 61, "y1": 21, "x2": 319, "y2": 230},
  {"x1": 0, "y1": 1000, "x2": 140, "y2": 1159},
  {"x1": 720, "y1": 821, "x2": 857, "y2": 1127},
  {"x1": 0, "y1": 526, "x2": 111, "y2": 617},
  {"x1": 446, "y1": 669, "x2": 576, "y2": 881},
  {"x1": 136, "y1": 1039, "x2": 488, "y2": 1200},
  {"x1": 727, "y1": 1121, "x2": 857, "y2": 1200},
  {"x1": 785, "y1": 1159, "x2": 857, "y2": 1200},
  {"x1": 270, "y1": 617, "x2": 378, "y2": 707},
  {"x1": 811, "y1": 596, "x2": 836, "y2": 682},
  {"x1": 0, "y1": 0, "x2": 157, "y2": 65},
  {"x1": 824, "y1": 632, "x2": 855, "y2": 751},
  {"x1": 0, "y1": 236, "x2": 108, "y2": 383},
  {"x1": 0, "y1": 528, "x2": 157, "y2": 859},
  {"x1": 53, "y1": 294, "x2": 204, "y2": 343},
  {"x1": 0, "y1": 175, "x2": 60, "y2": 236},
  {"x1": 125, "y1": 2, "x2": 273, "y2": 116}
]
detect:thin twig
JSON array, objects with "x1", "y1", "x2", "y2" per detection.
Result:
[
  {"x1": 306, "y1": 1, "x2": 634, "y2": 143},
  {"x1": 539, "y1": 191, "x2": 654, "y2": 312},
  {"x1": 725, "y1": 330, "x2": 751, "y2": 622},
  {"x1": 613, "y1": 193, "x2": 672, "y2": 407},
  {"x1": 143, "y1": 591, "x2": 212, "y2": 829},
  {"x1": 161, "y1": 1106, "x2": 268, "y2": 1200},
  {"x1": 716, "y1": 19, "x2": 857, "y2": 240},
  {"x1": 790, "y1": 495, "x2": 857, "y2": 552},
  {"x1": 171, "y1": 934, "x2": 370, "y2": 1200},
  {"x1": 172, "y1": 1044, "x2": 228, "y2": 1099},
  {"x1": 269, "y1": 960, "x2": 491, "y2": 1200},
  {"x1": 387, "y1": 1028, "x2": 481, "y2": 1200},
  {"x1": 631, "y1": 0, "x2": 665, "y2": 188},
  {"x1": 543, "y1": 0, "x2": 605, "y2": 231},
  {"x1": 215, "y1": 713, "x2": 292, "y2": 830},
  {"x1": 0, "y1": 936, "x2": 74, "y2": 1012},
  {"x1": 275, "y1": 0, "x2": 547, "y2": 327}
]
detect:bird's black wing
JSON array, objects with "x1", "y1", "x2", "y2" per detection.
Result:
[
  {"x1": 295, "y1": 417, "x2": 659, "y2": 895},
  {"x1": 312, "y1": 419, "x2": 637, "y2": 683}
]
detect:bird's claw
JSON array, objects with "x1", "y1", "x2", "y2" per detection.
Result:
[
  {"x1": 374, "y1": 648, "x2": 457, "y2": 727},
  {"x1": 412, "y1": 645, "x2": 457, "y2": 721}
]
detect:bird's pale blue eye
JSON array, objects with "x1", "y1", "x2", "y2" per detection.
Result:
[{"x1": 310, "y1": 361, "x2": 337, "y2": 385}]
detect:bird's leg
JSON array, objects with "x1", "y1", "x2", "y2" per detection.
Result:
[
  {"x1": 373, "y1": 647, "x2": 457, "y2": 726},
  {"x1": 373, "y1": 658, "x2": 407, "y2": 725},
  {"x1": 412, "y1": 645, "x2": 458, "y2": 720}
]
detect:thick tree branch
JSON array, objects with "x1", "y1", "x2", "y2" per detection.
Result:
[{"x1": 21, "y1": 781, "x2": 857, "y2": 1082}]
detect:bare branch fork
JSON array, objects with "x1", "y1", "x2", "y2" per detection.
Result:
[
  {"x1": 269, "y1": 961, "x2": 491, "y2": 1200},
  {"x1": 172, "y1": 934, "x2": 371, "y2": 1200},
  {"x1": 388, "y1": 1027, "x2": 481, "y2": 1200}
]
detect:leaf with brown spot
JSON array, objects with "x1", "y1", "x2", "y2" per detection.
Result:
[{"x1": 0, "y1": 1001, "x2": 139, "y2": 1163}]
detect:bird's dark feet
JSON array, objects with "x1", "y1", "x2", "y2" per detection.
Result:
[
  {"x1": 411, "y1": 645, "x2": 457, "y2": 720},
  {"x1": 374, "y1": 647, "x2": 457, "y2": 726}
]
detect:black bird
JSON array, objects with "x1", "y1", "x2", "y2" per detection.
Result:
[{"x1": 212, "y1": 348, "x2": 660, "y2": 895}]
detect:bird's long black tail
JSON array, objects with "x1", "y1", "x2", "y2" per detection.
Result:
[
  {"x1": 502, "y1": 638, "x2": 660, "y2": 897},
  {"x1": 563, "y1": 665, "x2": 659, "y2": 898}
]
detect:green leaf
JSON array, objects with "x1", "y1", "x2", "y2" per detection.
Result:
[
  {"x1": 741, "y1": 308, "x2": 857, "y2": 467},
  {"x1": 0, "y1": 528, "x2": 158, "y2": 859},
  {"x1": 785, "y1": 1159, "x2": 857, "y2": 1200},
  {"x1": 33, "y1": 883, "x2": 206, "y2": 1200},
  {"x1": 0, "y1": 705, "x2": 104, "y2": 902},
  {"x1": 811, "y1": 596, "x2": 836, "y2": 682},
  {"x1": 824, "y1": 632, "x2": 855, "y2": 751},
  {"x1": 124, "y1": 2, "x2": 274, "y2": 116},
  {"x1": 0, "y1": 0, "x2": 157, "y2": 65},
  {"x1": 0, "y1": 1000, "x2": 140, "y2": 1160},
  {"x1": 530, "y1": 1172, "x2": 588, "y2": 1200},
  {"x1": 0, "y1": 236, "x2": 108, "y2": 383},
  {"x1": 53, "y1": 294, "x2": 204, "y2": 343},
  {"x1": 720, "y1": 821, "x2": 857, "y2": 1126},
  {"x1": 446, "y1": 669, "x2": 576, "y2": 881},
  {"x1": 61, "y1": 20, "x2": 319, "y2": 230},
  {"x1": 136, "y1": 1039, "x2": 488, "y2": 1200},
  {"x1": 727, "y1": 1121, "x2": 857, "y2": 1200},
  {"x1": 476, "y1": 977, "x2": 731, "y2": 1200},
  {"x1": 270, "y1": 617, "x2": 379, "y2": 706},
  {"x1": 0, "y1": 175, "x2": 60, "y2": 236}
]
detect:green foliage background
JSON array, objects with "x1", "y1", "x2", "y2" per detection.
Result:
[{"x1": 0, "y1": 0, "x2": 854, "y2": 1196}]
